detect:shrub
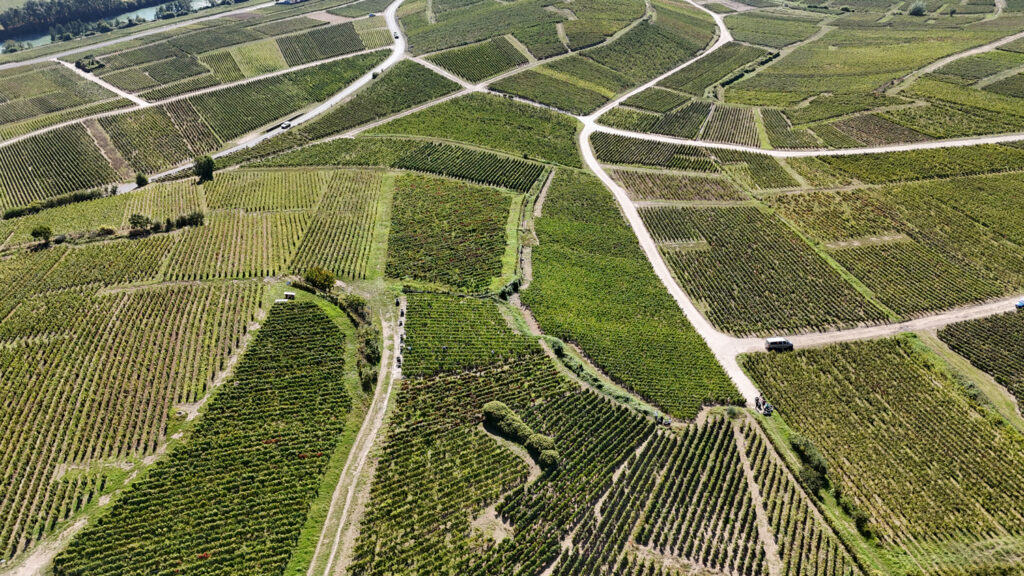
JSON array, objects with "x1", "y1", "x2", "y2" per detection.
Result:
[
  {"x1": 909, "y1": 1, "x2": 926, "y2": 15},
  {"x1": 483, "y1": 400, "x2": 533, "y2": 443},
  {"x1": 791, "y1": 434, "x2": 828, "y2": 477},
  {"x1": 136, "y1": 173, "x2": 148, "y2": 187},
  {"x1": 799, "y1": 465, "x2": 825, "y2": 496},
  {"x1": 538, "y1": 449, "x2": 560, "y2": 470},
  {"x1": 30, "y1": 225, "x2": 52, "y2": 244},
  {"x1": 304, "y1": 266, "x2": 336, "y2": 291},
  {"x1": 525, "y1": 433, "x2": 555, "y2": 455},
  {"x1": 129, "y1": 214, "x2": 152, "y2": 231}
]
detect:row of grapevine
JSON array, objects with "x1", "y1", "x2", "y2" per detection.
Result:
[{"x1": 53, "y1": 301, "x2": 348, "y2": 576}]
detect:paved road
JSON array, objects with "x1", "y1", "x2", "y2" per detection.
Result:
[
  {"x1": 593, "y1": 124, "x2": 1024, "y2": 157},
  {"x1": 146, "y1": 0, "x2": 407, "y2": 183}
]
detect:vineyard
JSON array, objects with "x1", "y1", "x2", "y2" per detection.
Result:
[
  {"x1": 640, "y1": 205, "x2": 886, "y2": 334},
  {"x1": 490, "y1": 68, "x2": 611, "y2": 115},
  {"x1": 166, "y1": 211, "x2": 311, "y2": 280},
  {"x1": 401, "y1": 294, "x2": 538, "y2": 377},
  {"x1": 427, "y1": 36, "x2": 528, "y2": 82},
  {"x1": 53, "y1": 301, "x2": 351, "y2": 576},
  {"x1": 522, "y1": 169, "x2": 740, "y2": 419},
  {"x1": 591, "y1": 132, "x2": 719, "y2": 172},
  {"x1": 940, "y1": 311, "x2": 1024, "y2": 406},
  {"x1": 289, "y1": 169, "x2": 386, "y2": 280},
  {"x1": 658, "y1": 42, "x2": 770, "y2": 95},
  {"x1": 0, "y1": 282, "x2": 261, "y2": 563},
  {"x1": 98, "y1": 107, "x2": 199, "y2": 174},
  {"x1": 771, "y1": 180, "x2": 1024, "y2": 316},
  {"x1": 743, "y1": 337, "x2": 1024, "y2": 573},
  {"x1": 368, "y1": 93, "x2": 582, "y2": 167},
  {"x1": 385, "y1": 173, "x2": 512, "y2": 292},
  {"x1": 276, "y1": 22, "x2": 366, "y2": 66},
  {"x1": 392, "y1": 143, "x2": 544, "y2": 192},
  {"x1": 186, "y1": 53, "x2": 386, "y2": 142},
  {"x1": 0, "y1": 124, "x2": 119, "y2": 210},
  {"x1": 610, "y1": 169, "x2": 745, "y2": 201},
  {"x1": 0, "y1": 63, "x2": 119, "y2": 131},
  {"x1": 298, "y1": 60, "x2": 459, "y2": 140},
  {"x1": 204, "y1": 169, "x2": 330, "y2": 211},
  {"x1": 700, "y1": 104, "x2": 759, "y2": 147},
  {"x1": 39, "y1": 234, "x2": 176, "y2": 292}
]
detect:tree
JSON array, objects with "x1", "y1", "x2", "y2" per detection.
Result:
[
  {"x1": 135, "y1": 172, "x2": 148, "y2": 187},
  {"x1": 128, "y1": 213, "x2": 151, "y2": 231},
  {"x1": 194, "y1": 155, "x2": 215, "y2": 183},
  {"x1": 909, "y1": 1, "x2": 927, "y2": 15},
  {"x1": 304, "y1": 266, "x2": 336, "y2": 291},
  {"x1": 30, "y1": 225, "x2": 52, "y2": 244}
]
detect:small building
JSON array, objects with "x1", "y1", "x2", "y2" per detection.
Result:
[{"x1": 284, "y1": 291, "x2": 296, "y2": 300}]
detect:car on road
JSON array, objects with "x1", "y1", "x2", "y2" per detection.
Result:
[
  {"x1": 1017, "y1": 299, "x2": 1024, "y2": 310},
  {"x1": 765, "y1": 337, "x2": 794, "y2": 352},
  {"x1": 279, "y1": 121, "x2": 292, "y2": 130},
  {"x1": 394, "y1": 32, "x2": 400, "y2": 39}
]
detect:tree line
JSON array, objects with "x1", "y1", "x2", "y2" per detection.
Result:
[{"x1": 0, "y1": 0, "x2": 170, "y2": 36}]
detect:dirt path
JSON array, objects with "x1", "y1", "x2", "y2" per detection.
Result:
[
  {"x1": 309, "y1": 299, "x2": 402, "y2": 576},
  {"x1": 3, "y1": 519, "x2": 86, "y2": 576},
  {"x1": 56, "y1": 59, "x2": 149, "y2": 106},
  {"x1": 83, "y1": 118, "x2": 133, "y2": 179}
]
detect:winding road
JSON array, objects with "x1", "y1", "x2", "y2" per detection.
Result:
[{"x1": 573, "y1": 1, "x2": 1024, "y2": 405}]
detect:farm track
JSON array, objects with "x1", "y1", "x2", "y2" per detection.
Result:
[
  {"x1": 308, "y1": 298, "x2": 403, "y2": 576},
  {"x1": 56, "y1": 60, "x2": 149, "y2": 106}
]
